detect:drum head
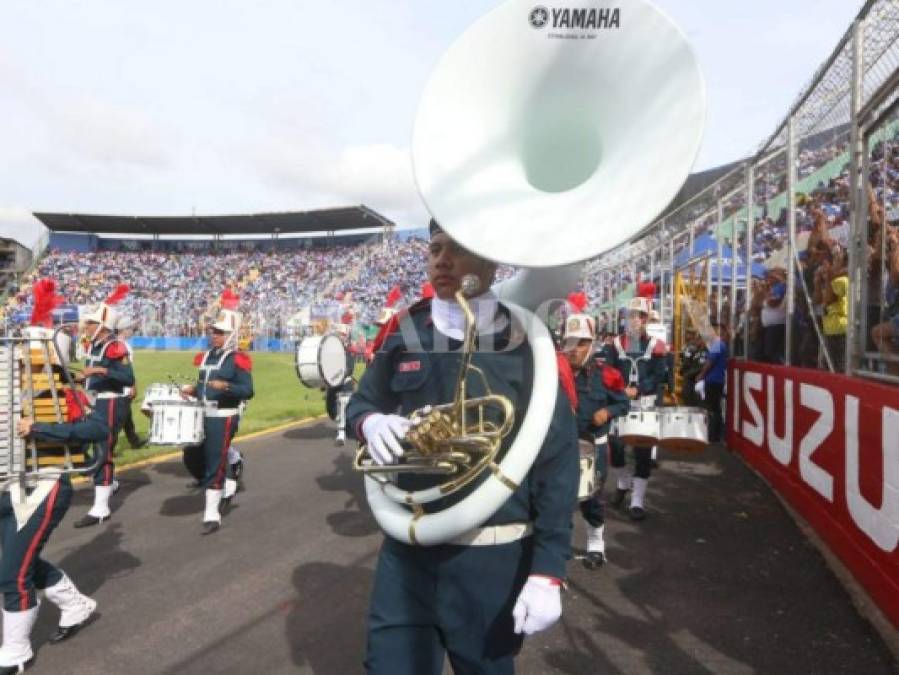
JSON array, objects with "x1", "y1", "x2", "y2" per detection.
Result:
[{"x1": 319, "y1": 335, "x2": 347, "y2": 388}]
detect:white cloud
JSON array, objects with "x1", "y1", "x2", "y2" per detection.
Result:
[
  {"x1": 51, "y1": 97, "x2": 174, "y2": 170},
  {"x1": 250, "y1": 137, "x2": 428, "y2": 223},
  {"x1": 0, "y1": 208, "x2": 44, "y2": 250}
]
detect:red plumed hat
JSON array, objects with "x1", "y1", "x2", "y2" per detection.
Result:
[
  {"x1": 30, "y1": 278, "x2": 64, "y2": 328},
  {"x1": 104, "y1": 284, "x2": 130, "y2": 306},
  {"x1": 567, "y1": 291, "x2": 588, "y2": 313},
  {"x1": 385, "y1": 286, "x2": 402, "y2": 309},
  {"x1": 221, "y1": 288, "x2": 240, "y2": 310}
]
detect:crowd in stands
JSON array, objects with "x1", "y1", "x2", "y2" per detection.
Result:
[
  {"x1": 579, "y1": 123, "x2": 899, "y2": 376},
  {"x1": 12, "y1": 238, "x2": 513, "y2": 338},
  {"x1": 6, "y1": 118, "x2": 899, "y2": 379}
]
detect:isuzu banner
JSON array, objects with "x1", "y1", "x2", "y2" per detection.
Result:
[{"x1": 727, "y1": 361, "x2": 899, "y2": 629}]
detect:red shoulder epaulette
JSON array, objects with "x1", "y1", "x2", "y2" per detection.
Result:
[
  {"x1": 370, "y1": 314, "x2": 401, "y2": 355},
  {"x1": 105, "y1": 340, "x2": 128, "y2": 360},
  {"x1": 556, "y1": 352, "x2": 578, "y2": 410},
  {"x1": 370, "y1": 299, "x2": 430, "y2": 354},
  {"x1": 193, "y1": 352, "x2": 204, "y2": 366},
  {"x1": 601, "y1": 364, "x2": 625, "y2": 392},
  {"x1": 234, "y1": 352, "x2": 252, "y2": 371}
]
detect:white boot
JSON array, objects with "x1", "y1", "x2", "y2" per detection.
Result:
[
  {"x1": 223, "y1": 479, "x2": 238, "y2": 501},
  {"x1": 202, "y1": 489, "x2": 223, "y2": 534},
  {"x1": 630, "y1": 477, "x2": 649, "y2": 521},
  {"x1": 87, "y1": 485, "x2": 113, "y2": 520},
  {"x1": 586, "y1": 524, "x2": 605, "y2": 554},
  {"x1": 0, "y1": 606, "x2": 38, "y2": 671},
  {"x1": 44, "y1": 574, "x2": 96, "y2": 630},
  {"x1": 335, "y1": 429, "x2": 346, "y2": 446},
  {"x1": 583, "y1": 524, "x2": 606, "y2": 570}
]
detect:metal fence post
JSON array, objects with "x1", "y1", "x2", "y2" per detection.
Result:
[
  {"x1": 668, "y1": 236, "x2": 675, "y2": 326},
  {"x1": 847, "y1": 19, "x2": 865, "y2": 376},
  {"x1": 716, "y1": 198, "x2": 725, "y2": 322},
  {"x1": 785, "y1": 116, "x2": 797, "y2": 367},
  {"x1": 730, "y1": 179, "x2": 740, "y2": 339},
  {"x1": 743, "y1": 164, "x2": 755, "y2": 360}
]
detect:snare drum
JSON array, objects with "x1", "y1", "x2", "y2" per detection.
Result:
[
  {"x1": 149, "y1": 401, "x2": 205, "y2": 446},
  {"x1": 295, "y1": 335, "x2": 347, "y2": 389},
  {"x1": 141, "y1": 383, "x2": 183, "y2": 415},
  {"x1": 614, "y1": 405, "x2": 661, "y2": 446},
  {"x1": 577, "y1": 439, "x2": 597, "y2": 502},
  {"x1": 658, "y1": 407, "x2": 708, "y2": 452}
]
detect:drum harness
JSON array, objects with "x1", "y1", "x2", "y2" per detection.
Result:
[
  {"x1": 613, "y1": 335, "x2": 661, "y2": 408},
  {"x1": 84, "y1": 339, "x2": 128, "y2": 405},
  {"x1": 198, "y1": 349, "x2": 240, "y2": 418}
]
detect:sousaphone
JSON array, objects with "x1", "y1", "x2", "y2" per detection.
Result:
[{"x1": 358, "y1": 0, "x2": 705, "y2": 545}]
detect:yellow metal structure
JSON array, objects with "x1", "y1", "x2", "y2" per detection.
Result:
[{"x1": 672, "y1": 260, "x2": 711, "y2": 403}]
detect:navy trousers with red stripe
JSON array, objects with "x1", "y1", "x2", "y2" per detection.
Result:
[
  {"x1": 91, "y1": 396, "x2": 129, "y2": 487},
  {"x1": 0, "y1": 477, "x2": 71, "y2": 611},
  {"x1": 200, "y1": 415, "x2": 238, "y2": 490}
]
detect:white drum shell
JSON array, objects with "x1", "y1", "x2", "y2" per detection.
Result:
[
  {"x1": 296, "y1": 335, "x2": 347, "y2": 389},
  {"x1": 141, "y1": 383, "x2": 182, "y2": 413},
  {"x1": 614, "y1": 407, "x2": 660, "y2": 446},
  {"x1": 149, "y1": 402, "x2": 205, "y2": 446},
  {"x1": 658, "y1": 407, "x2": 708, "y2": 452}
]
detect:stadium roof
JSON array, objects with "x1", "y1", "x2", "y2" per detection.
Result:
[{"x1": 32, "y1": 205, "x2": 393, "y2": 236}]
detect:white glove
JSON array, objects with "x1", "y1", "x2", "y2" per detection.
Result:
[
  {"x1": 512, "y1": 576, "x2": 562, "y2": 636},
  {"x1": 361, "y1": 414, "x2": 411, "y2": 466},
  {"x1": 694, "y1": 380, "x2": 706, "y2": 400}
]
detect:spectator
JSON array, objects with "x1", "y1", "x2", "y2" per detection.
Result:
[
  {"x1": 761, "y1": 270, "x2": 787, "y2": 364},
  {"x1": 696, "y1": 323, "x2": 728, "y2": 444}
]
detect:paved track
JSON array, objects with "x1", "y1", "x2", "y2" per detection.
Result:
[{"x1": 27, "y1": 420, "x2": 897, "y2": 674}]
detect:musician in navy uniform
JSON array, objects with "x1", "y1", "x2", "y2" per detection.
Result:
[
  {"x1": 603, "y1": 282, "x2": 668, "y2": 521},
  {"x1": 73, "y1": 285, "x2": 135, "y2": 528},
  {"x1": 561, "y1": 297, "x2": 630, "y2": 569},
  {"x1": 347, "y1": 220, "x2": 579, "y2": 675},
  {"x1": 181, "y1": 290, "x2": 254, "y2": 535},
  {"x1": 114, "y1": 316, "x2": 145, "y2": 449},
  {"x1": 0, "y1": 281, "x2": 100, "y2": 673}
]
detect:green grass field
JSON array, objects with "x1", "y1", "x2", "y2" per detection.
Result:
[{"x1": 116, "y1": 350, "x2": 330, "y2": 466}]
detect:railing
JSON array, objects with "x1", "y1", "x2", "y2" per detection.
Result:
[{"x1": 589, "y1": 0, "x2": 899, "y2": 382}]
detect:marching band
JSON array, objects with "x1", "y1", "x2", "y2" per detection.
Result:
[{"x1": 0, "y1": 2, "x2": 714, "y2": 671}]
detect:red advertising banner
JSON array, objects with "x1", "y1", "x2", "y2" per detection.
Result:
[{"x1": 727, "y1": 361, "x2": 899, "y2": 629}]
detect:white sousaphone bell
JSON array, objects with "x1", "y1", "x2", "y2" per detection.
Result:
[{"x1": 362, "y1": 0, "x2": 705, "y2": 546}]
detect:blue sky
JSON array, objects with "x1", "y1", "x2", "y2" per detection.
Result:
[{"x1": 0, "y1": 0, "x2": 865, "y2": 246}]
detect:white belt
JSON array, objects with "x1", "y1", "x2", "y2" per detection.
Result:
[
  {"x1": 94, "y1": 392, "x2": 126, "y2": 400},
  {"x1": 595, "y1": 435, "x2": 608, "y2": 445},
  {"x1": 204, "y1": 403, "x2": 240, "y2": 418},
  {"x1": 450, "y1": 522, "x2": 533, "y2": 547}
]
